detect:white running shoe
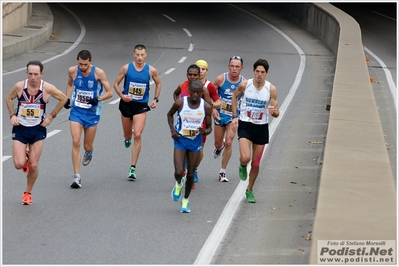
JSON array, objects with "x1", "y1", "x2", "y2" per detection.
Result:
[{"x1": 218, "y1": 172, "x2": 229, "y2": 182}]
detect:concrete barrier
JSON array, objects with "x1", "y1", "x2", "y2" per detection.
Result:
[
  {"x1": 2, "y1": 3, "x2": 53, "y2": 60},
  {"x1": 263, "y1": 3, "x2": 396, "y2": 264},
  {"x1": 2, "y1": 2, "x2": 31, "y2": 34}
]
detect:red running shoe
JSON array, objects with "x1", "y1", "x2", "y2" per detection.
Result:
[{"x1": 22, "y1": 192, "x2": 32, "y2": 205}]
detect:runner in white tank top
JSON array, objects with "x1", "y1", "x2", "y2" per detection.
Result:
[{"x1": 231, "y1": 59, "x2": 280, "y2": 204}]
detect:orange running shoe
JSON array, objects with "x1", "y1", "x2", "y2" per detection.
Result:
[
  {"x1": 22, "y1": 150, "x2": 29, "y2": 173},
  {"x1": 22, "y1": 192, "x2": 32, "y2": 205}
]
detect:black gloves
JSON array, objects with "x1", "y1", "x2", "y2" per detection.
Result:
[
  {"x1": 64, "y1": 98, "x2": 71, "y2": 109},
  {"x1": 88, "y1": 98, "x2": 99, "y2": 106}
]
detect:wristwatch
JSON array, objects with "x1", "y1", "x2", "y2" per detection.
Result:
[
  {"x1": 51, "y1": 112, "x2": 57, "y2": 118},
  {"x1": 153, "y1": 97, "x2": 159, "y2": 103}
]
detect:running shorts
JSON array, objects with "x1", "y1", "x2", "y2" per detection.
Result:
[
  {"x1": 174, "y1": 134, "x2": 203, "y2": 152},
  {"x1": 69, "y1": 108, "x2": 100, "y2": 128},
  {"x1": 238, "y1": 121, "x2": 269, "y2": 145},
  {"x1": 12, "y1": 124, "x2": 47, "y2": 144}
]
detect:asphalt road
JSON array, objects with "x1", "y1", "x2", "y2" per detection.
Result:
[{"x1": 2, "y1": 3, "x2": 395, "y2": 266}]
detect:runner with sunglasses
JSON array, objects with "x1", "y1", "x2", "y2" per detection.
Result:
[{"x1": 213, "y1": 55, "x2": 246, "y2": 182}]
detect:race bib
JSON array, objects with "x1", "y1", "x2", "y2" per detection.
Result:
[
  {"x1": 20, "y1": 103, "x2": 40, "y2": 118},
  {"x1": 74, "y1": 90, "x2": 94, "y2": 109},
  {"x1": 220, "y1": 100, "x2": 233, "y2": 115},
  {"x1": 128, "y1": 82, "x2": 146, "y2": 100},
  {"x1": 182, "y1": 128, "x2": 199, "y2": 137},
  {"x1": 247, "y1": 110, "x2": 264, "y2": 120}
]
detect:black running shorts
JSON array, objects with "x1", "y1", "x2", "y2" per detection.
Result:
[
  {"x1": 119, "y1": 100, "x2": 150, "y2": 119},
  {"x1": 237, "y1": 121, "x2": 269, "y2": 145}
]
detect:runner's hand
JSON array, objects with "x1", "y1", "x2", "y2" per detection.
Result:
[
  {"x1": 64, "y1": 98, "x2": 71, "y2": 109},
  {"x1": 88, "y1": 98, "x2": 99, "y2": 106}
]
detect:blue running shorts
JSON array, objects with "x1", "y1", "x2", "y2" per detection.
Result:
[
  {"x1": 214, "y1": 116, "x2": 232, "y2": 127},
  {"x1": 69, "y1": 108, "x2": 100, "y2": 128},
  {"x1": 174, "y1": 134, "x2": 203, "y2": 152}
]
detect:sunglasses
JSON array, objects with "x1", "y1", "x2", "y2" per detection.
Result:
[{"x1": 229, "y1": 55, "x2": 243, "y2": 63}]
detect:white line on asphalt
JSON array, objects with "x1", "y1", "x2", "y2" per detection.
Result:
[
  {"x1": 194, "y1": 5, "x2": 306, "y2": 265},
  {"x1": 47, "y1": 130, "x2": 62, "y2": 138},
  {"x1": 188, "y1": 43, "x2": 194, "y2": 51},
  {"x1": 2, "y1": 156, "x2": 12, "y2": 162},
  {"x1": 165, "y1": 68, "x2": 176, "y2": 74},
  {"x1": 3, "y1": 4, "x2": 86, "y2": 75},
  {"x1": 183, "y1": 28, "x2": 192, "y2": 37},
  {"x1": 179, "y1": 57, "x2": 187, "y2": 63},
  {"x1": 372, "y1": 11, "x2": 396, "y2": 21},
  {"x1": 163, "y1": 14, "x2": 176, "y2": 22},
  {"x1": 364, "y1": 46, "x2": 397, "y2": 112},
  {"x1": 110, "y1": 98, "x2": 120, "y2": 105}
]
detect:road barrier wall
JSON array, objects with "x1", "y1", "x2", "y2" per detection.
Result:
[
  {"x1": 2, "y1": 2, "x2": 31, "y2": 34},
  {"x1": 263, "y1": 3, "x2": 396, "y2": 264},
  {"x1": 2, "y1": 3, "x2": 52, "y2": 60}
]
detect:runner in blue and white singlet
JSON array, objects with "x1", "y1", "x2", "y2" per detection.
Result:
[
  {"x1": 70, "y1": 65, "x2": 104, "y2": 124},
  {"x1": 64, "y1": 50, "x2": 114, "y2": 189},
  {"x1": 215, "y1": 72, "x2": 243, "y2": 126},
  {"x1": 175, "y1": 96, "x2": 205, "y2": 148},
  {"x1": 212, "y1": 55, "x2": 246, "y2": 183},
  {"x1": 167, "y1": 80, "x2": 213, "y2": 213}
]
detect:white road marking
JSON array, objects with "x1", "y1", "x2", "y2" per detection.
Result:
[
  {"x1": 188, "y1": 43, "x2": 194, "y2": 51},
  {"x1": 165, "y1": 68, "x2": 176, "y2": 74},
  {"x1": 183, "y1": 28, "x2": 192, "y2": 37},
  {"x1": 179, "y1": 57, "x2": 187, "y2": 63},
  {"x1": 364, "y1": 46, "x2": 397, "y2": 112},
  {"x1": 163, "y1": 14, "x2": 176, "y2": 22},
  {"x1": 2, "y1": 156, "x2": 12, "y2": 162}
]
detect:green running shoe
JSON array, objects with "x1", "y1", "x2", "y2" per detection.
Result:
[
  {"x1": 128, "y1": 166, "x2": 136, "y2": 180},
  {"x1": 239, "y1": 165, "x2": 247, "y2": 181},
  {"x1": 124, "y1": 139, "x2": 132, "y2": 148},
  {"x1": 245, "y1": 189, "x2": 256, "y2": 203}
]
